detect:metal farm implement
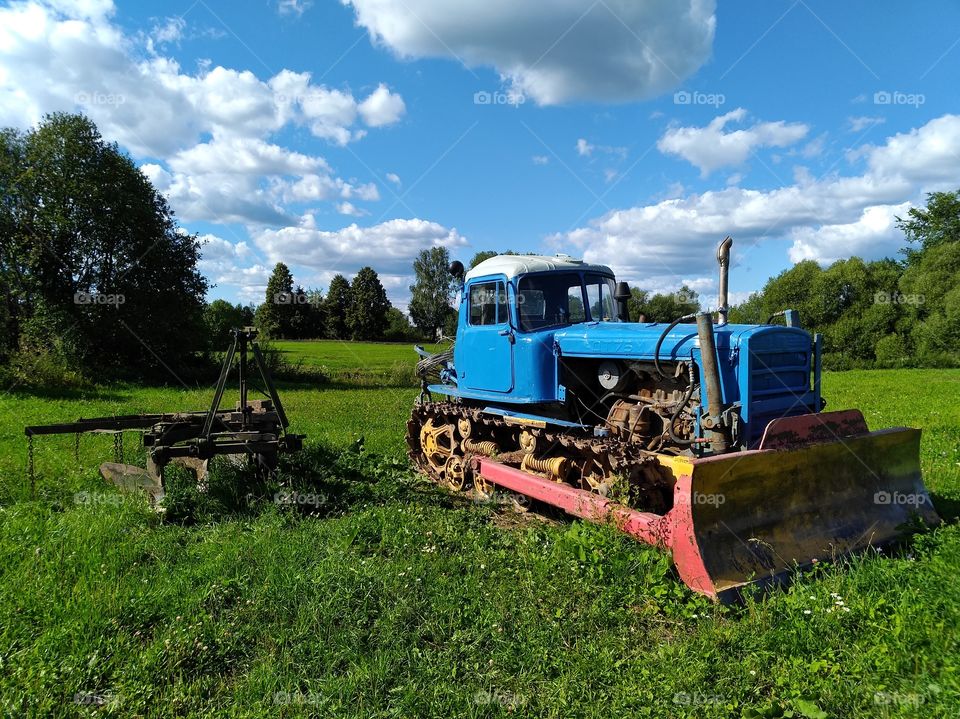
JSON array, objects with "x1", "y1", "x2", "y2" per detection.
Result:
[{"x1": 25, "y1": 328, "x2": 303, "y2": 505}]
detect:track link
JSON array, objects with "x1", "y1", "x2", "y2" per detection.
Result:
[{"x1": 406, "y1": 402, "x2": 674, "y2": 513}]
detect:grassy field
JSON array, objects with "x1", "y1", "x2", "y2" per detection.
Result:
[{"x1": 0, "y1": 342, "x2": 958, "y2": 717}]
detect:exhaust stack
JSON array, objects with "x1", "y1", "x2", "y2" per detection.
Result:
[{"x1": 716, "y1": 236, "x2": 733, "y2": 326}]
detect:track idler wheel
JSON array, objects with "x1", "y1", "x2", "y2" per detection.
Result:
[
  {"x1": 443, "y1": 455, "x2": 468, "y2": 491},
  {"x1": 420, "y1": 418, "x2": 457, "y2": 475}
]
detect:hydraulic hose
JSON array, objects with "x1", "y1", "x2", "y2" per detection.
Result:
[
  {"x1": 667, "y1": 360, "x2": 697, "y2": 446},
  {"x1": 654, "y1": 313, "x2": 697, "y2": 379}
]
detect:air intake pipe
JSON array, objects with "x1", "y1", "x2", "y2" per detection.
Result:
[
  {"x1": 696, "y1": 311, "x2": 729, "y2": 453},
  {"x1": 716, "y1": 236, "x2": 733, "y2": 326}
]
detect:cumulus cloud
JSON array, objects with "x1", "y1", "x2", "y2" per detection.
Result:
[
  {"x1": 254, "y1": 218, "x2": 468, "y2": 276},
  {"x1": 554, "y1": 114, "x2": 960, "y2": 295},
  {"x1": 657, "y1": 108, "x2": 810, "y2": 176},
  {"x1": 342, "y1": 0, "x2": 716, "y2": 105},
  {"x1": 0, "y1": 1, "x2": 410, "y2": 227},
  {"x1": 0, "y1": 0, "x2": 406, "y2": 156},
  {"x1": 197, "y1": 233, "x2": 271, "y2": 301},
  {"x1": 358, "y1": 83, "x2": 406, "y2": 126}
]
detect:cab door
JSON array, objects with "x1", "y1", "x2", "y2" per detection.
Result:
[{"x1": 459, "y1": 278, "x2": 514, "y2": 393}]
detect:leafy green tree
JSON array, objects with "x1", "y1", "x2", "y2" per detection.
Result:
[
  {"x1": 898, "y1": 241, "x2": 960, "y2": 364},
  {"x1": 347, "y1": 267, "x2": 391, "y2": 340},
  {"x1": 255, "y1": 263, "x2": 295, "y2": 338},
  {"x1": 627, "y1": 287, "x2": 650, "y2": 322},
  {"x1": 205, "y1": 300, "x2": 253, "y2": 350},
  {"x1": 628, "y1": 285, "x2": 699, "y2": 322},
  {"x1": 323, "y1": 274, "x2": 351, "y2": 339},
  {"x1": 409, "y1": 247, "x2": 457, "y2": 339},
  {"x1": 469, "y1": 250, "x2": 498, "y2": 269},
  {"x1": 0, "y1": 113, "x2": 207, "y2": 380},
  {"x1": 299, "y1": 288, "x2": 325, "y2": 339},
  {"x1": 899, "y1": 190, "x2": 960, "y2": 264},
  {"x1": 384, "y1": 307, "x2": 418, "y2": 341}
]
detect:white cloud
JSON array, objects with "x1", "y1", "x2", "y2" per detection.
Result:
[
  {"x1": 554, "y1": 114, "x2": 960, "y2": 294},
  {"x1": 848, "y1": 115, "x2": 885, "y2": 133},
  {"x1": 198, "y1": 233, "x2": 271, "y2": 301},
  {"x1": 0, "y1": 1, "x2": 405, "y2": 155},
  {"x1": 277, "y1": 0, "x2": 312, "y2": 16},
  {"x1": 336, "y1": 201, "x2": 366, "y2": 216},
  {"x1": 150, "y1": 16, "x2": 185, "y2": 46},
  {"x1": 532, "y1": 155, "x2": 549, "y2": 166},
  {"x1": 358, "y1": 83, "x2": 406, "y2": 127},
  {"x1": 146, "y1": 137, "x2": 385, "y2": 225},
  {"x1": 788, "y1": 203, "x2": 911, "y2": 264},
  {"x1": 576, "y1": 138, "x2": 627, "y2": 160},
  {"x1": 254, "y1": 217, "x2": 468, "y2": 277},
  {"x1": 657, "y1": 108, "x2": 809, "y2": 176},
  {"x1": 385, "y1": 172, "x2": 402, "y2": 185},
  {"x1": 342, "y1": 0, "x2": 716, "y2": 105},
  {"x1": 0, "y1": 1, "x2": 405, "y2": 226}
]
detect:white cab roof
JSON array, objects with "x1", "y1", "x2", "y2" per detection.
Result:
[{"x1": 464, "y1": 254, "x2": 614, "y2": 282}]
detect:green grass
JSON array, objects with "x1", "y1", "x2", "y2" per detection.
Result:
[
  {"x1": 271, "y1": 339, "x2": 440, "y2": 387},
  {"x1": 0, "y1": 347, "x2": 958, "y2": 717}
]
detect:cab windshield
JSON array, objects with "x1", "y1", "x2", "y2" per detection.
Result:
[{"x1": 516, "y1": 272, "x2": 616, "y2": 331}]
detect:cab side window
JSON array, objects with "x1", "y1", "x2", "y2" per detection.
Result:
[{"x1": 469, "y1": 281, "x2": 506, "y2": 325}]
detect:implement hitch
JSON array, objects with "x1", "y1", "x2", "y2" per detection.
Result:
[{"x1": 25, "y1": 327, "x2": 304, "y2": 504}]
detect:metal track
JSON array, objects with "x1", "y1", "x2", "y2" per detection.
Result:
[{"x1": 406, "y1": 402, "x2": 675, "y2": 514}]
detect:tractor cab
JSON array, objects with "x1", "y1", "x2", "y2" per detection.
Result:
[{"x1": 452, "y1": 255, "x2": 618, "y2": 399}]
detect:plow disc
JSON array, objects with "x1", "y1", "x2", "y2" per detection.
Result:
[{"x1": 474, "y1": 410, "x2": 939, "y2": 600}]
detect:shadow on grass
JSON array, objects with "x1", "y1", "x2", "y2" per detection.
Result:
[
  {"x1": 161, "y1": 441, "x2": 463, "y2": 526},
  {"x1": 6, "y1": 385, "x2": 134, "y2": 403},
  {"x1": 930, "y1": 491, "x2": 960, "y2": 523}
]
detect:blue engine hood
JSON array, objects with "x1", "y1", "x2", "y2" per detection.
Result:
[{"x1": 553, "y1": 321, "x2": 792, "y2": 361}]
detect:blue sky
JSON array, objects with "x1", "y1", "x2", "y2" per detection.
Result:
[{"x1": 2, "y1": 0, "x2": 959, "y2": 310}]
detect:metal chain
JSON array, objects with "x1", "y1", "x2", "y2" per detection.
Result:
[
  {"x1": 74, "y1": 432, "x2": 80, "y2": 461},
  {"x1": 28, "y1": 434, "x2": 35, "y2": 498},
  {"x1": 113, "y1": 433, "x2": 123, "y2": 464}
]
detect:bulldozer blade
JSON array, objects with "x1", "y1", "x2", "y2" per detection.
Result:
[
  {"x1": 674, "y1": 418, "x2": 939, "y2": 599},
  {"x1": 473, "y1": 410, "x2": 939, "y2": 601}
]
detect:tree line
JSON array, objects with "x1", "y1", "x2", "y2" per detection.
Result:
[
  {"x1": 729, "y1": 191, "x2": 960, "y2": 368},
  {"x1": 212, "y1": 262, "x2": 418, "y2": 348},
  {"x1": 2, "y1": 112, "x2": 956, "y2": 386}
]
